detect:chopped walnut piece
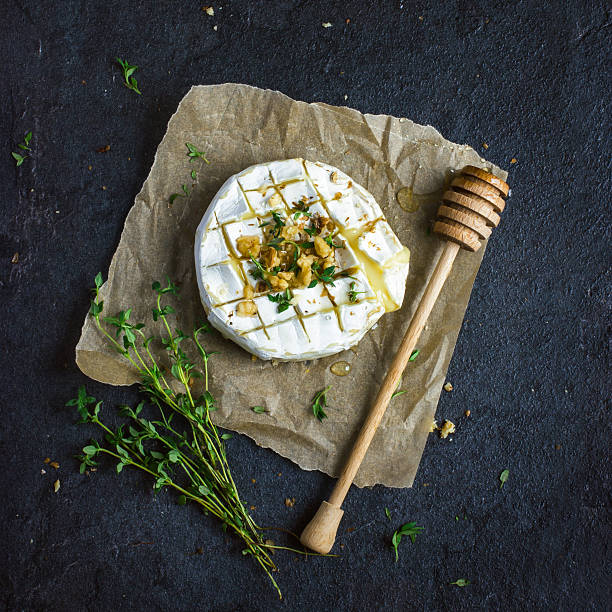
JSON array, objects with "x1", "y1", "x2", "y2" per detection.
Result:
[
  {"x1": 244, "y1": 285, "x2": 254, "y2": 299},
  {"x1": 237, "y1": 300, "x2": 258, "y2": 317},
  {"x1": 330, "y1": 171, "x2": 340, "y2": 183},
  {"x1": 311, "y1": 214, "x2": 328, "y2": 233},
  {"x1": 269, "y1": 275, "x2": 289, "y2": 291},
  {"x1": 284, "y1": 497, "x2": 296, "y2": 507},
  {"x1": 281, "y1": 225, "x2": 299, "y2": 240},
  {"x1": 278, "y1": 271, "x2": 295, "y2": 282},
  {"x1": 314, "y1": 236, "x2": 332, "y2": 258},
  {"x1": 429, "y1": 420, "x2": 438, "y2": 432},
  {"x1": 261, "y1": 246, "x2": 280, "y2": 269},
  {"x1": 203, "y1": 5, "x2": 214, "y2": 15},
  {"x1": 268, "y1": 192, "x2": 282, "y2": 207},
  {"x1": 443, "y1": 382, "x2": 453, "y2": 392},
  {"x1": 322, "y1": 255, "x2": 336, "y2": 269},
  {"x1": 465, "y1": 410, "x2": 471, "y2": 417},
  {"x1": 439, "y1": 420, "x2": 455, "y2": 439},
  {"x1": 297, "y1": 254, "x2": 315, "y2": 287},
  {"x1": 236, "y1": 235, "x2": 261, "y2": 258},
  {"x1": 53, "y1": 479, "x2": 60, "y2": 493}
]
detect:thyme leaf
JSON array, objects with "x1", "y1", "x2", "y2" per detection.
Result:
[
  {"x1": 391, "y1": 521, "x2": 424, "y2": 561},
  {"x1": 115, "y1": 57, "x2": 141, "y2": 94},
  {"x1": 311, "y1": 386, "x2": 331, "y2": 422}
]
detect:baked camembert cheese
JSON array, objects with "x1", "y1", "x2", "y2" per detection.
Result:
[{"x1": 194, "y1": 159, "x2": 410, "y2": 360}]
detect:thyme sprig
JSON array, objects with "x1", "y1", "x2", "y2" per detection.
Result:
[
  {"x1": 311, "y1": 386, "x2": 332, "y2": 421},
  {"x1": 79, "y1": 274, "x2": 288, "y2": 596},
  {"x1": 12, "y1": 131, "x2": 32, "y2": 166},
  {"x1": 267, "y1": 289, "x2": 292, "y2": 313},
  {"x1": 347, "y1": 281, "x2": 366, "y2": 303},
  {"x1": 391, "y1": 521, "x2": 424, "y2": 561},
  {"x1": 115, "y1": 57, "x2": 141, "y2": 94}
]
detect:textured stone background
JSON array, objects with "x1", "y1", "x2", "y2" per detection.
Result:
[{"x1": 1, "y1": 1, "x2": 609, "y2": 610}]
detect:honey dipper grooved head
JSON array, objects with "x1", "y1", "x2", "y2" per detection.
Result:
[{"x1": 434, "y1": 166, "x2": 509, "y2": 252}]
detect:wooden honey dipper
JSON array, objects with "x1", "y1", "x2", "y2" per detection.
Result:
[{"x1": 300, "y1": 165, "x2": 510, "y2": 554}]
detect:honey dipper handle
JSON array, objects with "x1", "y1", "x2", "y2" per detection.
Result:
[
  {"x1": 300, "y1": 241, "x2": 460, "y2": 553},
  {"x1": 329, "y1": 241, "x2": 460, "y2": 506}
]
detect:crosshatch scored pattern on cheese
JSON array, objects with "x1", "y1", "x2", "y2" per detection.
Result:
[{"x1": 195, "y1": 158, "x2": 411, "y2": 360}]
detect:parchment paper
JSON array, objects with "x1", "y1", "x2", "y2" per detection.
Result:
[{"x1": 76, "y1": 84, "x2": 507, "y2": 488}]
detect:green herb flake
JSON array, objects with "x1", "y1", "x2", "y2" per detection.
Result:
[
  {"x1": 348, "y1": 281, "x2": 366, "y2": 303},
  {"x1": 185, "y1": 142, "x2": 210, "y2": 164},
  {"x1": 391, "y1": 521, "x2": 424, "y2": 562},
  {"x1": 267, "y1": 289, "x2": 291, "y2": 313},
  {"x1": 450, "y1": 579, "x2": 470, "y2": 587},
  {"x1": 499, "y1": 469, "x2": 509, "y2": 488},
  {"x1": 314, "y1": 265, "x2": 336, "y2": 287},
  {"x1": 311, "y1": 385, "x2": 331, "y2": 422},
  {"x1": 251, "y1": 406, "x2": 267, "y2": 414},
  {"x1": 385, "y1": 507, "x2": 391, "y2": 521},
  {"x1": 408, "y1": 349, "x2": 419, "y2": 362},
  {"x1": 391, "y1": 390, "x2": 407, "y2": 399},
  {"x1": 115, "y1": 57, "x2": 141, "y2": 94},
  {"x1": 12, "y1": 131, "x2": 32, "y2": 166}
]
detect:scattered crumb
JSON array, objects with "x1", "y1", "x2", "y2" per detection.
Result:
[
  {"x1": 251, "y1": 478, "x2": 256, "y2": 483},
  {"x1": 340, "y1": 543, "x2": 345, "y2": 549},
  {"x1": 322, "y1": 22, "x2": 332, "y2": 28},
  {"x1": 96, "y1": 144, "x2": 111, "y2": 153},
  {"x1": 284, "y1": 497, "x2": 296, "y2": 507},
  {"x1": 345, "y1": 18, "x2": 350, "y2": 24},
  {"x1": 11, "y1": 253, "x2": 19, "y2": 264},
  {"x1": 102, "y1": 186, "x2": 107, "y2": 191},
  {"x1": 422, "y1": 483, "x2": 430, "y2": 487},
  {"x1": 555, "y1": 444, "x2": 561, "y2": 450},
  {"x1": 510, "y1": 158, "x2": 517, "y2": 164},
  {"x1": 465, "y1": 410, "x2": 471, "y2": 417},
  {"x1": 444, "y1": 382, "x2": 453, "y2": 392},
  {"x1": 53, "y1": 479, "x2": 60, "y2": 493},
  {"x1": 482, "y1": 143, "x2": 489, "y2": 150},
  {"x1": 49, "y1": 461, "x2": 60, "y2": 469},
  {"x1": 277, "y1": 472, "x2": 282, "y2": 476},
  {"x1": 213, "y1": 25, "x2": 218, "y2": 31},
  {"x1": 81, "y1": 80, "x2": 86, "y2": 85},
  {"x1": 88, "y1": 165, "x2": 92, "y2": 171},
  {"x1": 250, "y1": 505, "x2": 256, "y2": 510},
  {"x1": 203, "y1": 6, "x2": 214, "y2": 15},
  {"x1": 429, "y1": 420, "x2": 438, "y2": 432},
  {"x1": 346, "y1": 527, "x2": 355, "y2": 533},
  {"x1": 439, "y1": 420, "x2": 455, "y2": 439},
  {"x1": 418, "y1": 15, "x2": 424, "y2": 21},
  {"x1": 44, "y1": 458, "x2": 51, "y2": 464},
  {"x1": 251, "y1": 355, "x2": 258, "y2": 362},
  {"x1": 344, "y1": 94, "x2": 348, "y2": 100},
  {"x1": 40, "y1": 469, "x2": 46, "y2": 475}
]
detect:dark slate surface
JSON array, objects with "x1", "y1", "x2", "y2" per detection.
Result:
[{"x1": 1, "y1": 1, "x2": 609, "y2": 610}]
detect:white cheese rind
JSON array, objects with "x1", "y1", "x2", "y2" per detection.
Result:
[{"x1": 195, "y1": 159, "x2": 410, "y2": 361}]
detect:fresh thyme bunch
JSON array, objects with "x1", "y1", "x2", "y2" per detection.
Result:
[{"x1": 70, "y1": 275, "x2": 285, "y2": 595}]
